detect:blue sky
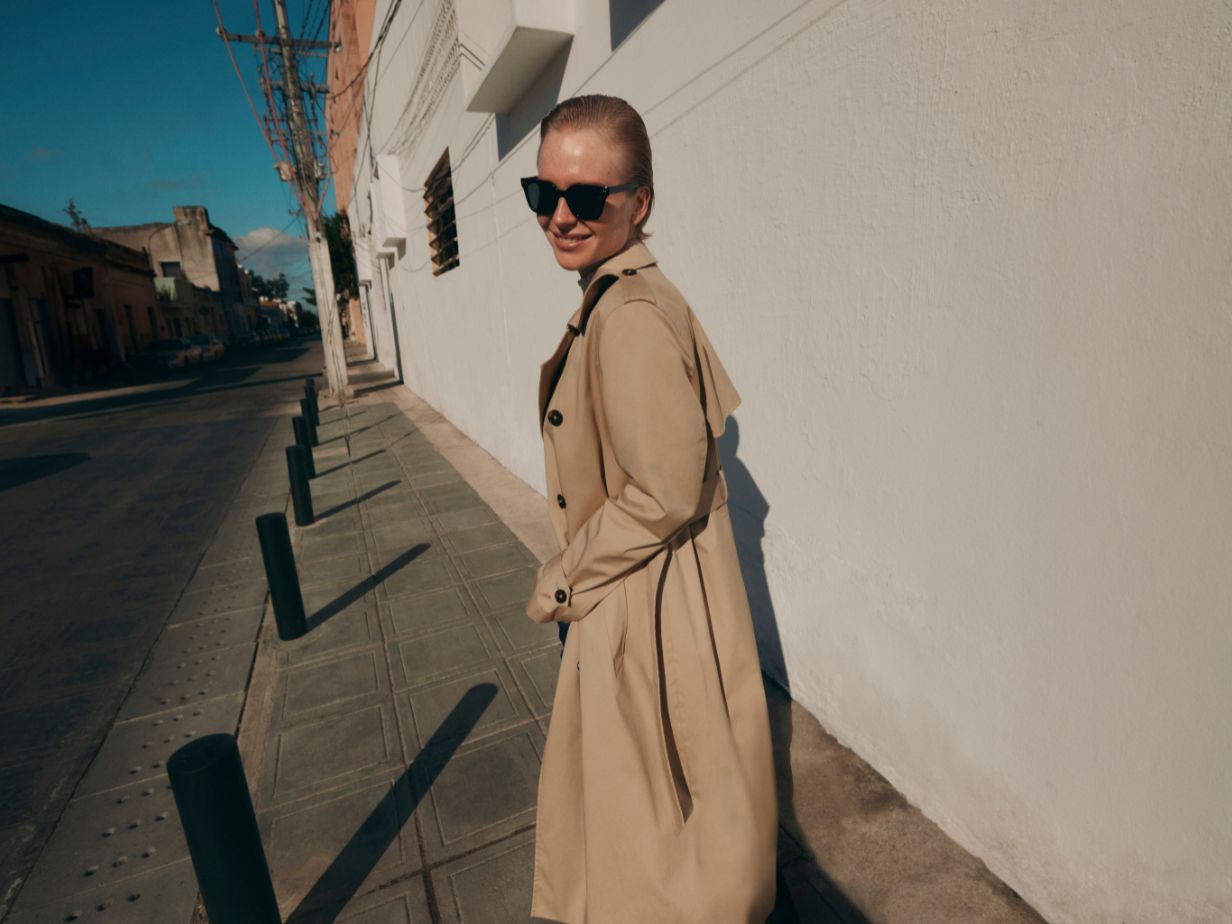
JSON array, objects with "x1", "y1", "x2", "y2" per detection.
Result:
[{"x1": 0, "y1": 0, "x2": 335, "y2": 295}]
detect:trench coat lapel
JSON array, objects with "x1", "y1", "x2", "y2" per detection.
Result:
[{"x1": 536, "y1": 242, "x2": 660, "y2": 424}]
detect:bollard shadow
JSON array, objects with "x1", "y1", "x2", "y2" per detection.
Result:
[
  {"x1": 305, "y1": 543, "x2": 429, "y2": 631},
  {"x1": 0, "y1": 452, "x2": 90, "y2": 492},
  {"x1": 315, "y1": 448, "x2": 385, "y2": 480},
  {"x1": 285, "y1": 683, "x2": 498, "y2": 922},
  {"x1": 313, "y1": 480, "x2": 399, "y2": 520}
]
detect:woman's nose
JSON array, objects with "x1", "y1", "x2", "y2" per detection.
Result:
[{"x1": 551, "y1": 195, "x2": 576, "y2": 226}]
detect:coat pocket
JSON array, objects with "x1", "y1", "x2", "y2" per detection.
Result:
[{"x1": 606, "y1": 578, "x2": 630, "y2": 678}]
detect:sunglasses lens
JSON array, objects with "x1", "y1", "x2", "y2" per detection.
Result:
[
  {"x1": 523, "y1": 180, "x2": 553, "y2": 215},
  {"x1": 566, "y1": 186, "x2": 606, "y2": 221}
]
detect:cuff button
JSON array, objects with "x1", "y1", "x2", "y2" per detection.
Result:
[{"x1": 554, "y1": 589, "x2": 567, "y2": 604}]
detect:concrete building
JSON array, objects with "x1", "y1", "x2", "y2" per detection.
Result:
[
  {"x1": 329, "y1": 3, "x2": 1232, "y2": 922},
  {"x1": 0, "y1": 203, "x2": 161, "y2": 388},
  {"x1": 325, "y1": 0, "x2": 378, "y2": 352},
  {"x1": 95, "y1": 206, "x2": 252, "y2": 341},
  {"x1": 154, "y1": 275, "x2": 226, "y2": 340}
]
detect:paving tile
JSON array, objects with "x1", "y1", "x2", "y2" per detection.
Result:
[
  {"x1": 299, "y1": 528, "x2": 369, "y2": 562},
  {"x1": 117, "y1": 642, "x2": 255, "y2": 721},
  {"x1": 265, "y1": 774, "x2": 422, "y2": 915},
  {"x1": 396, "y1": 662, "x2": 531, "y2": 753},
  {"x1": 379, "y1": 587, "x2": 478, "y2": 641},
  {"x1": 412, "y1": 723, "x2": 543, "y2": 864},
  {"x1": 280, "y1": 648, "x2": 389, "y2": 722},
  {"x1": 388, "y1": 622, "x2": 501, "y2": 690},
  {"x1": 5, "y1": 856, "x2": 198, "y2": 924},
  {"x1": 168, "y1": 579, "x2": 268, "y2": 623},
  {"x1": 376, "y1": 554, "x2": 459, "y2": 599},
  {"x1": 150, "y1": 607, "x2": 263, "y2": 660},
  {"x1": 278, "y1": 597, "x2": 381, "y2": 667},
  {"x1": 420, "y1": 488, "x2": 484, "y2": 516},
  {"x1": 509, "y1": 648, "x2": 562, "y2": 718},
  {"x1": 407, "y1": 468, "x2": 464, "y2": 489},
  {"x1": 76, "y1": 693, "x2": 244, "y2": 797},
  {"x1": 469, "y1": 568, "x2": 535, "y2": 613},
  {"x1": 333, "y1": 876, "x2": 432, "y2": 923},
  {"x1": 302, "y1": 510, "x2": 365, "y2": 538},
  {"x1": 440, "y1": 522, "x2": 517, "y2": 555},
  {"x1": 431, "y1": 506, "x2": 498, "y2": 533},
  {"x1": 482, "y1": 603, "x2": 560, "y2": 656},
  {"x1": 12, "y1": 775, "x2": 184, "y2": 909},
  {"x1": 368, "y1": 518, "x2": 436, "y2": 551},
  {"x1": 269, "y1": 703, "x2": 401, "y2": 803},
  {"x1": 363, "y1": 500, "x2": 430, "y2": 527},
  {"x1": 183, "y1": 555, "x2": 267, "y2": 592},
  {"x1": 431, "y1": 829, "x2": 536, "y2": 924},
  {"x1": 454, "y1": 543, "x2": 538, "y2": 580},
  {"x1": 299, "y1": 551, "x2": 371, "y2": 588}
]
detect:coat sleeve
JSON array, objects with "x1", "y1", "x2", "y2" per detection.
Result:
[{"x1": 526, "y1": 298, "x2": 708, "y2": 624}]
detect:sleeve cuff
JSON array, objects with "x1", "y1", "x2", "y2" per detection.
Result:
[{"x1": 525, "y1": 551, "x2": 581, "y2": 624}]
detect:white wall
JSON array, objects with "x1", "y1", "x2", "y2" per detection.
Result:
[{"x1": 350, "y1": 2, "x2": 1232, "y2": 921}]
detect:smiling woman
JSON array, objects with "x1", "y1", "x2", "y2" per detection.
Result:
[{"x1": 522, "y1": 95, "x2": 782, "y2": 924}]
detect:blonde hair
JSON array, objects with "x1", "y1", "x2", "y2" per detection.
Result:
[{"x1": 539, "y1": 94, "x2": 654, "y2": 240}]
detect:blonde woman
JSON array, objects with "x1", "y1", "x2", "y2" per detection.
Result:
[{"x1": 522, "y1": 94, "x2": 781, "y2": 923}]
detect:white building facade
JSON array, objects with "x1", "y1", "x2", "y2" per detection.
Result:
[{"x1": 343, "y1": 2, "x2": 1232, "y2": 921}]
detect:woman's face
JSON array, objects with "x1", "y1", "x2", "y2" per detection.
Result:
[{"x1": 535, "y1": 127, "x2": 650, "y2": 276}]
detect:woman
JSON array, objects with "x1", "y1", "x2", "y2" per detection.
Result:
[{"x1": 522, "y1": 95, "x2": 779, "y2": 923}]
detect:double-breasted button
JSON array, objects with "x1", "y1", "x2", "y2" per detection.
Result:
[
  {"x1": 622, "y1": 268, "x2": 637, "y2": 276},
  {"x1": 556, "y1": 494, "x2": 567, "y2": 509},
  {"x1": 548, "y1": 409, "x2": 563, "y2": 426},
  {"x1": 555, "y1": 589, "x2": 567, "y2": 604}
]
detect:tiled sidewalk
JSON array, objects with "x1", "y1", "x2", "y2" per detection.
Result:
[{"x1": 245, "y1": 398, "x2": 561, "y2": 922}]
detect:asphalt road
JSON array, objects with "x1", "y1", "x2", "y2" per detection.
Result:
[{"x1": 0, "y1": 337, "x2": 322, "y2": 916}]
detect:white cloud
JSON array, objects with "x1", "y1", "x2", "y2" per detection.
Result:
[{"x1": 234, "y1": 226, "x2": 310, "y2": 282}]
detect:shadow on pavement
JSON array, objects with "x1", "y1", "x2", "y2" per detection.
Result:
[
  {"x1": 313, "y1": 480, "x2": 399, "y2": 520},
  {"x1": 0, "y1": 452, "x2": 90, "y2": 492},
  {"x1": 305, "y1": 543, "x2": 429, "y2": 631},
  {"x1": 315, "y1": 448, "x2": 384, "y2": 479},
  {"x1": 285, "y1": 683, "x2": 498, "y2": 923}
]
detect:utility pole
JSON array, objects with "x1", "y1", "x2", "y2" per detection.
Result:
[{"x1": 216, "y1": 4, "x2": 349, "y2": 399}]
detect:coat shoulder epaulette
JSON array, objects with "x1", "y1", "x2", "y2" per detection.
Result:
[{"x1": 611, "y1": 266, "x2": 657, "y2": 305}]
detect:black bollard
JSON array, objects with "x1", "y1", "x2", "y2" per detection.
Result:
[
  {"x1": 285, "y1": 445, "x2": 314, "y2": 526},
  {"x1": 300, "y1": 398, "x2": 319, "y2": 446},
  {"x1": 292, "y1": 416, "x2": 316, "y2": 478},
  {"x1": 255, "y1": 512, "x2": 307, "y2": 640},
  {"x1": 303, "y1": 383, "x2": 319, "y2": 426},
  {"x1": 305, "y1": 375, "x2": 317, "y2": 396},
  {"x1": 167, "y1": 733, "x2": 281, "y2": 924}
]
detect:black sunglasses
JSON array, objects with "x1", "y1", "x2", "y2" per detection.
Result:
[{"x1": 520, "y1": 177, "x2": 638, "y2": 221}]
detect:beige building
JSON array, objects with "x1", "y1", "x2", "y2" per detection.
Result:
[
  {"x1": 95, "y1": 206, "x2": 254, "y2": 341},
  {"x1": 0, "y1": 202, "x2": 161, "y2": 388}
]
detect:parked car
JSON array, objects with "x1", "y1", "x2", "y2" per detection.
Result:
[
  {"x1": 148, "y1": 338, "x2": 191, "y2": 370},
  {"x1": 188, "y1": 334, "x2": 225, "y2": 361},
  {"x1": 177, "y1": 337, "x2": 204, "y2": 365}
]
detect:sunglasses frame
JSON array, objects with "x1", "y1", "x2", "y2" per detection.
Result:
[{"x1": 520, "y1": 176, "x2": 639, "y2": 221}]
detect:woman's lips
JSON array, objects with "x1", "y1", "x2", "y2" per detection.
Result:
[{"x1": 552, "y1": 231, "x2": 590, "y2": 252}]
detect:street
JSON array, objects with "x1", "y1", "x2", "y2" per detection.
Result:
[{"x1": 0, "y1": 338, "x2": 318, "y2": 914}]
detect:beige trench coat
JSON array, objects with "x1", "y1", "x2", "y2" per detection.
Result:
[{"x1": 525, "y1": 241, "x2": 778, "y2": 923}]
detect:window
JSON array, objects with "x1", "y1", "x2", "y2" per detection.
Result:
[
  {"x1": 160, "y1": 261, "x2": 182, "y2": 278},
  {"x1": 423, "y1": 150, "x2": 459, "y2": 276}
]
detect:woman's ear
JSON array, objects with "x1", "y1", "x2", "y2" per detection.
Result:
[{"x1": 632, "y1": 187, "x2": 651, "y2": 230}]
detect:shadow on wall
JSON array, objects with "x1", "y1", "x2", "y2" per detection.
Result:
[
  {"x1": 496, "y1": 41, "x2": 573, "y2": 159},
  {"x1": 720, "y1": 416, "x2": 868, "y2": 923},
  {"x1": 610, "y1": 0, "x2": 665, "y2": 50}
]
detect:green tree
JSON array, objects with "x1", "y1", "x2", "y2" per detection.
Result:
[{"x1": 323, "y1": 212, "x2": 357, "y2": 305}]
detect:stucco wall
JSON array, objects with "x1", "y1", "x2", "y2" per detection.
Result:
[{"x1": 348, "y1": 2, "x2": 1232, "y2": 921}]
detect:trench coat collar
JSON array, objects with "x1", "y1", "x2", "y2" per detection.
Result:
[{"x1": 538, "y1": 241, "x2": 658, "y2": 422}]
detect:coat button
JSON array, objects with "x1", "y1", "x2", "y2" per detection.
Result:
[
  {"x1": 548, "y1": 409, "x2": 563, "y2": 426},
  {"x1": 622, "y1": 268, "x2": 637, "y2": 276},
  {"x1": 555, "y1": 589, "x2": 567, "y2": 604},
  {"x1": 556, "y1": 494, "x2": 567, "y2": 509}
]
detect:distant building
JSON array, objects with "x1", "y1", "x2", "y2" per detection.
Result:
[
  {"x1": 95, "y1": 206, "x2": 252, "y2": 340},
  {"x1": 0, "y1": 202, "x2": 160, "y2": 389}
]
